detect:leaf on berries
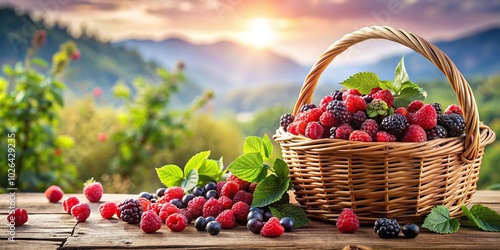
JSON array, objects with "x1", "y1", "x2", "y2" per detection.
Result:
[
  {"x1": 273, "y1": 158, "x2": 289, "y2": 180},
  {"x1": 181, "y1": 169, "x2": 199, "y2": 191},
  {"x1": 227, "y1": 152, "x2": 264, "y2": 182},
  {"x1": 269, "y1": 203, "x2": 308, "y2": 229},
  {"x1": 394, "y1": 86, "x2": 426, "y2": 108},
  {"x1": 461, "y1": 204, "x2": 500, "y2": 232},
  {"x1": 183, "y1": 151, "x2": 210, "y2": 179},
  {"x1": 262, "y1": 134, "x2": 274, "y2": 159},
  {"x1": 340, "y1": 72, "x2": 380, "y2": 94},
  {"x1": 422, "y1": 205, "x2": 460, "y2": 234},
  {"x1": 393, "y1": 56, "x2": 409, "y2": 90},
  {"x1": 156, "y1": 164, "x2": 183, "y2": 187},
  {"x1": 243, "y1": 136, "x2": 268, "y2": 159},
  {"x1": 198, "y1": 159, "x2": 220, "y2": 180},
  {"x1": 252, "y1": 174, "x2": 289, "y2": 207}
]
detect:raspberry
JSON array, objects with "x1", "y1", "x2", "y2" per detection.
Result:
[
  {"x1": 140, "y1": 210, "x2": 162, "y2": 233},
  {"x1": 319, "y1": 110, "x2": 338, "y2": 127},
  {"x1": 336, "y1": 208, "x2": 360, "y2": 233},
  {"x1": 360, "y1": 119, "x2": 379, "y2": 140},
  {"x1": 163, "y1": 186, "x2": 185, "y2": 202},
  {"x1": 203, "y1": 197, "x2": 223, "y2": 218},
  {"x1": 7, "y1": 208, "x2": 28, "y2": 226},
  {"x1": 331, "y1": 90, "x2": 343, "y2": 100},
  {"x1": 351, "y1": 111, "x2": 367, "y2": 129},
  {"x1": 395, "y1": 107, "x2": 409, "y2": 117},
  {"x1": 319, "y1": 96, "x2": 334, "y2": 111},
  {"x1": 221, "y1": 181, "x2": 240, "y2": 199},
  {"x1": 159, "y1": 203, "x2": 181, "y2": 221},
  {"x1": 410, "y1": 104, "x2": 437, "y2": 129},
  {"x1": 260, "y1": 217, "x2": 285, "y2": 237},
  {"x1": 305, "y1": 121, "x2": 324, "y2": 139},
  {"x1": 294, "y1": 111, "x2": 307, "y2": 122},
  {"x1": 376, "y1": 131, "x2": 397, "y2": 142},
  {"x1": 62, "y1": 196, "x2": 80, "y2": 214},
  {"x1": 431, "y1": 102, "x2": 443, "y2": 120},
  {"x1": 279, "y1": 113, "x2": 294, "y2": 131},
  {"x1": 147, "y1": 203, "x2": 162, "y2": 214},
  {"x1": 119, "y1": 199, "x2": 143, "y2": 224},
  {"x1": 216, "y1": 181, "x2": 226, "y2": 195},
  {"x1": 380, "y1": 114, "x2": 409, "y2": 138},
  {"x1": 330, "y1": 123, "x2": 353, "y2": 140},
  {"x1": 349, "y1": 130, "x2": 372, "y2": 142},
  {"x1": 83, "y1": 178, "x2": 103, "y2": 202},
  {"x1": 218, "y1": 196, "x2": 233, "y2": 210},
  {"x1": 71, "y1": 203, "x2": 91, "y2": 222},
  {"x1": 445, "y1": 104, "x2": 463, "y2": 115},
  {"x1": 248, "y1": 183, "x2": 257, "y2": 193},
  {"x1": 187, "y1": 196, "x2": 206, "y2": 218},
  {"x1": 407, "y1": 100, "x2": 424, "y2": 113},
  {"x1": 426, "y1": 125, "x2": 447, "y2": 140},
  {"x1": 439, "y1": 113, "x2": 466, "y2": 137},
  {"x1": 216, "y1": 209, "x2": 237, "y2": 229},
  {"x1": 403, "y1": 124, "x2": 427, "y2": 142},
  {"x1": 327, "y1": 100, "x2": 352, "y2": 125},
  {"x1": 99, "y1": 201, "x2": 118, "y2": 219},
  {"x1": 45, "y1": 185, "x2": 63, "y2": 203},
  {"x1": 299, "y1": 103, "x2": 317, "y2": 112},
  {"x1": 342, "y1": 89, "x2": 362, "y2": 101},
  {"x1": 286, "y1": 120, "x2": 307, "y2": 135},
  {"x1": 233, "y1": 190, "x2": 253, "y2": 206},
  {"x1": 166, "y1": 213, "x2": 188, "y2": 232},
  {"x1": 374, "y1": 218, "x2": 400, "y2": 239},
  {"x1": 368, "y1": 87, "x2": 383, "y2": 96},
  {"x1": 372, "y1": 89, "x2": 394, "y2": 107},
  {"x1": 180, "y1": 208, "x2": 193, "y2": 223},
  {"x1": 138, "y1": 197, "x2": 152, "y2": 212},
  {"x1": 227, "y1": 174, "x2": 251, "y2": 191},
  {"x1": 344, "y1": 94, "x2": 367, "y2": 114},
  {"x1": 231, "y1": 201, "x2": 250, "y2": 224},
  {"x1": 305, "y1": 108, "x2": 323, "y2": 122}
]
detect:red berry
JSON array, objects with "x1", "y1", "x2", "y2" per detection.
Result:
[
  {"x1": 319, "y1": 95, "x2": 334, "y2": 111},
  {"x1": 231, "y1": 201, "x2": 250, "y2": 224},
  {"x1": 403, "y1": 124, "x2": 427, "y2": 142},
  {"x1": 7, "y1": 208, "x2": 28, "y2": 226},
  {"x1": 411, "y1": 104, "x2": 437, "y2": 129},
  {"x1": 372, "y1": 89, "x2": 394, "y2": 107},
  {"x1": 368, "y1": 87, "x2": 383, "y2": 96},
  {"x1": 83, "y1": 178, "x2": 103, "y2": 202},
  {"x1": 305, "y1": 121, "x2": 324, "y2": 139},
  {"x1": 187, "y1": 196, "x2": 206, "y2": 218},
  {"x1": 180, "y1": 208, "x2": 193, "y2": 223},
  {"x1": 342, "y1": 89, "x2": 362, "y2": 101},
  {"x1": 336, "y1": 208, "x2": 360, "y2": 233},
  {"x1": 62, "y1": 196, "x2": 80, "y2": 214},
  {"x1": 305, "y1": 108, "x2": 323, "y2": 122},
  {"x1": 221, "y1": 181, "x2": 240, "y2": 199},
  {"x1": 319, "y1": 110, "x2": 338, "y2": 127},
  {"x1": 71, "y1": 203, "x2": 91, "y2": 222},
  {"x1": 159, "y1": 203, "x2": 181, "y2": 221},
  {"x1": 395, "y1": 107, "x2": 409, "y2": 117},
  {"x1": 140, "y1": 210, "x2": 162, "y2": 233},
  {"x1": 166, "y1": 213, "x2": 188, "y2": 232},
  {"x1": 445, "y1": 104, "x2": 463, "y2": 115},
  {"x1": 287, "y1": 120, "x2": 307, "y2": 135},
  {"x1": 344, "y1": 94, "x2": 367, "y2": 114},
  {"x1": 227, "y1": 174, "x2": 251, "y2": 191},
  {"x1": 98, "y1": 132, "x2": 107, "y2": 142},
  {"x1": 138, "y1": 197, "x2": 152, "y2": 212},
  {"x1": 45, "y1": 185, "x2": 64, "y2": 203},
  {"x1": 163, "y1": 186, "x2": 185, "y2": 202},
  {"x1": 261, "y1": 217, "x2": 285, "y2": 237},
  {"x1": 248, "y1": 183, "x2": 257, "y2": 193},
  {"x1": 99, "y1": 201, "x2": 118, "y2": 219},
  {"x1": 71, "y1": 50, "x2": 80, "y2": 60},
  {"x1": 349, "y1": 130, "x2": 372, "y2": 142},
  {"x1": 232, "y1": 190, "x2": 253, "y2": 206},
  {"x1": 376, "y1": 131, "x2": 397, "y2": 142},
  {"x1": 294, "y1": 111, "x2": 307, "y2": 122},
  {"x1": 332, "y1": 123, "x2": 353, "y2": 140},
  {"x1": 218, "y1": 196, "x2": 233, "y2": 210},
  {"x1": 203, "y1": 197, "x2": 223, "y2": 218},
  {"x1": 147, "y1": 203, "x2": 162, "y2": 214},
  {"x1": 92, "y1": 87, "x2": 103, "y2": 97},
  {"x1": 360, "y1": 119, "x2": 379, "y2": 140},
  {"x1": 215, "y1": 209, "x2": 237, "y2": 229},
  {"x1": 216, "y1": 181, "x2": 227, "y2": 195},
  {"x1": 407, "y1": 100, "x2": 424, "y2": 113}
]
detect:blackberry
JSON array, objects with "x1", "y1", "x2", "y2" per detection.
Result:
[
  {"x1": 299, "y1": 104, "x2": 317, "y2": 112},
  {"x1": 279, "y1": 113, "x2": 295, "y2": 131},
  {"x1": 380, "y1": 114, "x2": 409, "y2": 138},
  {"x1": 327, "y1": 100, "x2": 352, "y2": 125},
  {"x1": 431, "y1": 102, "x2": 443, "y2": 120},
  {"x1": 119, "y1": 199, "x2": 143, "y2": 224},
  {"x1": 425, "y1": 125, "x2": 447, "y2": 140},
  {"x1": 351, "y1": 111, "x2": 367, "y2": 129},
  {"x1": 374, "y1": 218, "x2": 400, "y2": 239},
  {"x1": 331, "y1": 90, "x2": 343, "y2": 101},
  {"x1": 439, "y1": 113, "x2": 466, "y2": 137}
]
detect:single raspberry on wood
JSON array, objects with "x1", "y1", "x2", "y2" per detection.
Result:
[
  {"x1": 99, "y1": 201, "x2": 118, "y2": 219},
  {"x1": 62, "y1": 196, "x2": 80, "y2": 214},
  {"x1": 83, "y1": 177, "x2": 103, "y2": 202},
  {"x1": 349, "y1": 130, "x2": 372, "y2": 142},
  {"x1": 216, "y1": 209, "x2": 237, "y2": 229},
  {"x1": 7, "y1": 208, "x2": 28, "y2": 226},
  {"x1": 166, "y1": 213, "x2": 188, "y2": 232},
  {"x1": 305, "y1": 121, "x2": 324, "y2": 139},
  {"x1": 403, "y1": 124, "x2": 427, "y2": 142},
  {"x1": 71, "y1": 203, "x2": 91, "y2": 222},
  {"x1": 45, "y1": 185, "x2": 63, "y2": 203},
  {"x1": 140, "y1": 210, "x2": 162, "y2": 233},
  {"x1": 261, "y1": 217, "x2": 285, "y2": 237},
  {"x1": 336, "y1": 208, "x2": 360, "y2": 233}
]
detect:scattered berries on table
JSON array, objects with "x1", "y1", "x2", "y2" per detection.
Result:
[
  {"x1": 83, "y1": 177, "x2": 103, "y2": 202},
  {"x1": 402, "y1": 223, "x2": 420, "y2": 238},
  {"x1": 62, "y1": 196, "x2": 80, "y2": 214},
  {"x1": 280, "y1": 217, "x2": 295, "y2": 232},
  {"x1": 195, "y1": 216, "x2": 208, "y2": 231},
  {"x1": 119, "y1": 199, "x2": 143, "y2": 224},
  {"x1": 207, "y1": 221, "x2": 222, "y2": 235},
  {"x1": 247, "y1": 218, "x2": 264, "y2": 234},
  {"x1": 166, "y1": 213, "x2": 188, "y2": 232},
  {"x1": 7, "y1": 208, "x2": 28, "y2": 226},
  {"x1": 374, "y1": 218, "x2": 400, "y2": 239},
  {"x1": 71, "y1": 203, "x2": 91, "y2": 222},
  {"x1": 99, "y1": 201, "x2": 118, "y2": 219},
  {"x1": 215, "y1": 209, "x2": 236, "y2": 229},
  {"x1": 260, "y1": 217, "x2": 285, "y2": 237},
  {"x1": 45, "y1": 185, "x2": 64, "y2": 203},
  {"x1": 336, "y1": 208, "x2": 360, "y2": 233},
  {"x1": 140, "y1": 210, "x2": 162, "y2": 233}
]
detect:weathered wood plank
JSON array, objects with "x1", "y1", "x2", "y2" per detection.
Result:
[
  {"x1": 0, "y1": 214, "x2": 75, "y2": 241},
  {"x1": 0, "y1": 240, "x2": 62, "y2": 250}
]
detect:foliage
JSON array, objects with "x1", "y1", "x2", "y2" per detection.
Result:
[{"x1": 0, "y1": 31, "x2": 78, "y2": 192}]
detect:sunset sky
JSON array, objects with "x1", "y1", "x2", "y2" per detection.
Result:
[{"x1": 2, "y1": 0, "x2": 499, "y2": 64}]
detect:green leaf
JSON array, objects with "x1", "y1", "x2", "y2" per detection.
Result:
[
  {"x1": 422, "y1": 205, "x2": 460, "y2": 234},
  {"x1": 461, "y1": 204, "x2": 500, "y2": 232},
  {"x1": 273, "y1": 159, "x2": 289, "y2": 180},
  {"x1": 394, "y1": 86, "x2": 426, "y2": 108},
  {"x1": 379, "y1": 80, "x2": 397, "y2": 92},
  {"x1": 262, "y1": 134, "x2": 273, "y2": 159},
  {"x1": 49, "y1": 89, "x2": 64, "y2": 106},
  {"x1": 340, "y1": 72, "x2": 380, "y2": 94},
  {"x1": 252, "y1": 174, "x2": 289, "y2": 207},
  {"x1": 198, "y1": 159, "x2": 221, "y2": 179},
  {"x1": 3, "y1": 65, "x2": 13, "y2": 76},
  {"x1": 227, "y1": 153, "x2": 264, "y2": 182},
  {"x1": 244, "y1": 136, "x2": 266, "y2": 158},
  {"x1": 183, "y1": 151, "x2": 210, "y2": 178},
  {"x1": 255, "y1": 164, "x2": 270, "y2": 183},
  {"x1": 181, "y1": 169, "x2": 199, "y2": 191},
  {"x1": 269, "y1": 203, "x2": 308, "y2": 228},
  {"x1": 31, "y1": 57, "x2": 49, "y2": 68},
  {"x1": 393, "y1": 57, "x2": 409, "y2": 90},
  {"x1": 156, "y1": 164, "x2": 183, "y2": 187}
]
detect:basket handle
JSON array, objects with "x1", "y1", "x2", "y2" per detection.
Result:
[{"x1": 293, "y1": 26, "x2": 480, "y2": 161}]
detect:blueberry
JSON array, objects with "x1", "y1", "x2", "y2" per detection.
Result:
[
  {"x1": 156, "y1": 188, "x2": 166, "y2": 198},
  {"x1": 247, "y1": 218, "x2": 264, "y2": 234},
  {"x1": 192, "y1": 187, "x2": 205, "y2": 197},
  {"x1": 138, "y1": 191, "x2": 153, "y2": 200},
  {"x1": 205, "y1": 216, "x2": 215, "y2": 224},
  {"x1": 280, "y1": 217, "x2": 295, "y2": 232},
  {"x1": 402, "y1": 223, "x2": 420, "y2": 238},
  {"x1": 205, "y1": 190, "x2": 218, "y2": 200},
  {"x1": 194, "y1": 216, "x2": 207, "y2": 231},
  {"x1": 205, "y1": 182, "x2": 217, "y2": 191},
  {"x1": 170, "y1": 198, "x2": 183, "y2": 208},
  {"x1": 263, "y1": 211, "x2": 273, "y2": 222},
  {"x1": 206, "y1": 221, "x2": 222, "y2": 235},
  {"x1": 249, "y1": 206, "x2": 264, "y2": 214},
  {"x1": 182, "y1": 194, "x2": 195, "y2": 206},
  {"x1": 247, "y1": 211, "x2": 263, "y2": 221}
]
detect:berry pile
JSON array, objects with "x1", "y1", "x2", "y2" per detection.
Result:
[{"x1": 280, "y1": 88, "x2": 466, "y2": 142}]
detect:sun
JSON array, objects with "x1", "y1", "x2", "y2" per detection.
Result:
[{"x1": 243, "y1": 18, "x2": 276, "y2": 48}]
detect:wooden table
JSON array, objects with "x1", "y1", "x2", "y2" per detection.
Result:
[{"x1": 1, "y1": 191, "x2": 499, "y2": 249}]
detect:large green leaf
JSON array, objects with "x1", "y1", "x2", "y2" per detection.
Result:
[
  {"x1": 270, "y1": 203, "x2": 309, "y2": 228},
  {"x1": 393, "y1": 57, "x2": 409, "y2": 90},
  {"x1": 181, "y1": 169, "x2": 199, "y2": 191},
  {"x1": 198, "y1": 159, "x2": 220, "y2": 179},
  {"x1": 156, "y1": 164, "x2": 183, "y2": 187},
  {"x1": 227, "y1": 152, "x2": 264, "y2": 182},
  {"x1": 183, "y1": 151, "x2": 210, "y2": 178},
  {"x1": 262, "y1": 134, "x2": 273, "y2": 159},
  {"x1": 340, "y1": 72, "x2": 380, "y2": 94},
  {"x1": 422, "y1": 206, "x2": 460, "y2": 234},
  {"x1": 273, "y1": 159, "x2": 289, "y2": 180},
  {"x1": 243, "y1": 136, "x2": 265, "y2": 158},
  {"x1": 461, "y1": 204, "x2": 500, "y2": 232},
  {"x1": 252, "y1": 174, "x2": 289, "y2": 207}
]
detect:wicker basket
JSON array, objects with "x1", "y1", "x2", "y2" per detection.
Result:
[{"x1": 273, "y1": 26, "x2": 496, "y2": 225}]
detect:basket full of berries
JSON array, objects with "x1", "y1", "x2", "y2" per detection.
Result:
[{"x1": 273, "y1": 26, "x2": 496, "y2": 225}]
